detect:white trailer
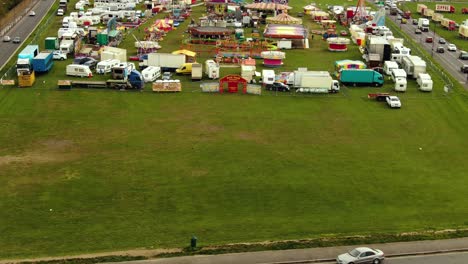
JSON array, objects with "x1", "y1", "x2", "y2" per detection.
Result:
[
  {"x1": 191, "y1": 63, "x2": 202, "y2": 81},
  {"x1": 417, "y1": 73, "x2": 433, "y2": 92},
  {"x1": 140, "y1": 53, "x2": 186, "y2": 71},
  {"x1": 390, "y1": 69, "x2": 407, "y2": 92},
  {"x1": 241, "y1": 65, "x2": 256, "y2": 83},
  {"x1": 204, "y1": 60, "x2": 219, "y2": 79},
  {"x1": 96, "y1": 59, "x2": 120, "y2": 74},
  {"x1": 288, "y1": 69, "x2": 339, "y2": 93},
  {"x1": 401, "y1": 56, "x2": 426, "y2": 78},
  {"x1": 384, "y1": 61, "x2": 399, "y2": 75},
  {"x1": 262, "y1": 69, "x2": 276, "y2": 85},
  {"x1": 141, "y1": 66, "x2": 161, "y2": 82}
]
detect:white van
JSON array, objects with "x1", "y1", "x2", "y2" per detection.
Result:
[
  {"x1": 142, "y1": 66, "x2": 161, "y2": 82},
  {"x1": 96, "y1": 59, "x2": 120, "y2": 74},
  {"x1": 66, "y1": 64, "x2": 93, "y2": 78}
]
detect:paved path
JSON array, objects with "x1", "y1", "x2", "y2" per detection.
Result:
[{"x1": 103, "y1": 237, "x2": 468, "y2": 264}]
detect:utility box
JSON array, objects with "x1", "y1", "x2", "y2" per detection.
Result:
[{"x1": 45, "y1": 37, "x2": 59, "y2": 50}]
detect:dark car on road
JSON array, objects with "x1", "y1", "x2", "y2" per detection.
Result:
[
  {"x1": 436, "y1": 46, "x2": 445, "y2": 53},
  {"x1": 459, "y1": 51, "x2": 468, "y2": 60},
  {"x1": 439, "y1": 38, "x2": 446, "y2": 44},
  {"x1": 74, "y1": 57, "x2": 98, "y2": 69}
]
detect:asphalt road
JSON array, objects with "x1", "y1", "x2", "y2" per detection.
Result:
[
  {"x1": 387, "y1": 252, "x2": 468, "y2": 264},
  {"x1": 387, "y1": 12, "x2": 468, "y2": 88},
  {"x1": 0, "y1": 0, "x2": 55, "y2": 72}
]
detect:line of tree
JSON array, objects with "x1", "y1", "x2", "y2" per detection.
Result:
[{"x1": 0, "y1": 0, "x2": 23, "y2": 16}]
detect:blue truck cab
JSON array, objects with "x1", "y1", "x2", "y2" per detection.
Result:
[
  {"x1": 128, "y1": 70, "x2": 144, "y2": 90},
  {"x1": 17, "y1": 45, "x2": 39, "y2": 74}
]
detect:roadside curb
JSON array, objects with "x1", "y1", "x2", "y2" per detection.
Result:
[{"x1": 260, "y1": 248, "x2": 468, "y2": 264}]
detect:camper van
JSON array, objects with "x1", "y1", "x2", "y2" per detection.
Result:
[
  {"x1": 142, "y1": 66, "x2": 161, "y2": 82},
  {"x1": 66, "y1": 64, "x2": 93, "y2": 77},
  {"x1": 96, "y1": 59, "x2": 120, "y2": 74},
  {"x1": 204, "y1": 60, "x2": 219, "y2": 79}
]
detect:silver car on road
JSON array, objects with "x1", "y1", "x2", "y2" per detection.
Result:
[{"x1": 337, "y1": 247, "x2": 385, "y2": 264}]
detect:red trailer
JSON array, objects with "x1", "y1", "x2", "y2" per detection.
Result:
[
  {"x1": 435, "y1": 4, "x2": 455, "y2": 13},
  {"x1": 462, "y1": 8, "x2": 468, "y2": 14}
]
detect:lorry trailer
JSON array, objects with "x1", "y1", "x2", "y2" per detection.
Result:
[
  {"x1": 339, "y1": 69, "x2": 384, "y2": 87},
  {"x1": 32, "y1": 52, "x2": 54, "y2": 73}
]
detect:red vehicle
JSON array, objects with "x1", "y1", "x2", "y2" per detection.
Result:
[
  {"x1": 425, "y1": 37, "x2": 433, "y2": 43},
  {"x1": 462, "y1": 8, "x2": 468, "y2": 14},
  {"x1": 403, "y1": 11, "x2": 411, "y2": 19}
]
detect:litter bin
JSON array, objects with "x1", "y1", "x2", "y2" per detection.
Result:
[{"x1": 191, "y1": 236, "x2": 197, "y2": 248}]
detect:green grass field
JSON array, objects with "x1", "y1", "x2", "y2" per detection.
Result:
[{"x1": 1, "y1": 0, "x2": 468, "y2": 259}]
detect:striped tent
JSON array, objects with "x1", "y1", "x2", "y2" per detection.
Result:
[
  {"x1": 266, "y1": 13, "x2": 302, "y2": 25},
  {"x1": 244, "y1": 2, "x2": 292, "y2": 11}
]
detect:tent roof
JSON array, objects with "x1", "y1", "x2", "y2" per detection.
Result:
[
  {"x1": 244, "y1": 2, "x2": 292, "y2": 10},
  {"x1": 172, "y1": 49, "x2": 197, "y2": 57},
  {"x1": 263, "y1": 24, "x2": 307, "y2": 39},
  {"x1": 266, "y1": 13, "x2": 302, "y2": 25}
]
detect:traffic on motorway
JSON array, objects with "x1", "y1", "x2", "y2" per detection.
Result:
[{"x1": 386, "y1": 3, "x2": 468, "y2": 87}]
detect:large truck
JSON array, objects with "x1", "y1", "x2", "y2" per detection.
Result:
[
  {"x1": 286, "y1": 69, "x2": 340, "y2": 93},
  {"x1": 435, "y1": 4, "x2": 455, "y2": 13},
  {"x1": 423, "y1": 8, "x2": 434, "y2": 18},
  {"x1": 460, "y1": 25, "x2": 468, "y2": 39},
  {"x1": 401, "y1": 56, "x2": 426, "y2": 78},
  {"x1": 418, "y1": 18, "x2": 430, "y2": 32},
  {"x1": 68, "y1": 70, "x2": 144, "y2": 90},
  {"x1": 441, "y1": 18, "x2": 456, "y2": 31},
  {"x1": 339, "y1": 69, "x2": 384, "y2": 87},
  {"x1": 139, "y1": 53, "x2": 186, "y2": 71},
  {"x1": 417, "y1": 4, "x2": 427, "y2": 14},
  {"x1": 17, "y1": 45, "x2": 39, "y2": 75},
  {"x1": 32, "y1": 52, "x2": 54, "y2": 73}
]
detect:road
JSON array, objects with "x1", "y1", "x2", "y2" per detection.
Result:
[
  {"x1": 0, "y1": 0, "x2": 55, "y2": 72},
  {"x1": 387, "y1": 12, "x2": 468, "y2": 88},
  {"x1": 387, "y1": 252, "x2": 468, "y2": 264}
]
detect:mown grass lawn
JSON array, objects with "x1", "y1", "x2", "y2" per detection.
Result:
[{"x1": 0, "y1": 0, "x2": 468, "y2": 259}]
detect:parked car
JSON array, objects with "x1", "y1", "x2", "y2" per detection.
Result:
[
  {"x1": 438, "y1": 38, "x2": 446, "y2": 44},
  {"x1": 340, "y1": 30, "x2": 348, "y2": 36},
  {"x1": 386, "y1": 96, "x2": 401, "y2": 108},
  {"x1": 73, "y1": 57, "x2": 97, "y2": 69},
  {"x1": 425, "y1": 37, "x2": 433, "y2": 43},
  {"x1": 459, "y1": 51, "x2": 468, "y2": 60},
  {"x1": 162, "y1": 72, "x2": 172, "y2": 80},
  {"x1": 12, "y1": 37, "x2": 21, "y2": 44},
  {"x1": 57, "y1": 8, "x2": 64, "y2": 16},
  {"x1": 3, "y1": 35, "x2": 11, "y2": 42},
  {"x1": 447, "y1": 44, "x2": 457, "y2": 52},
  {"x1": 29, "y1": 11, "x2": 36, "y2": 16},
  {"x1": 436, "y1": 46, "x2": 445, "y2": 53},
  {"x1": 415, "y1": 28, "x2": 422, "y2": 34},
  {"x1": 266, "y1": 82, "x2": 290, "y2": 92},
  {"x1": 337, "y1": 247, "x2": 385, "y2": 264},
  {"x1": 52, "y1": 50, "x2": 67, "y2": 60}
]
